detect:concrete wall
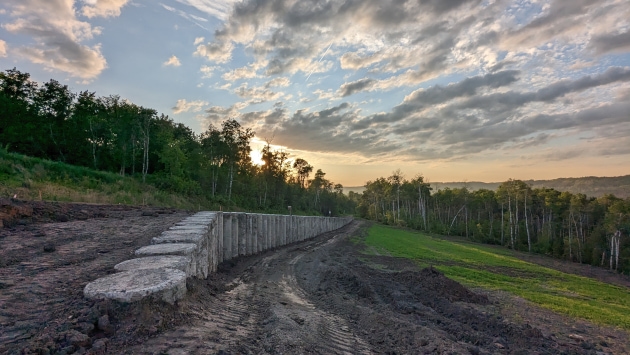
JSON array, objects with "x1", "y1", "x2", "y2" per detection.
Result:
[
  {"x1": 85, "y1": 211, "x2": 352, "y2": 304},
  {"x1": 211, "y1": 213, "x2": 351, "y2": 272}
]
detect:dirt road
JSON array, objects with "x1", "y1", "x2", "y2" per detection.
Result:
[
  {"x1": 1, "y1": 200, "x2": 628, "y2": 354},
  {"x1": 122, "y1": 221, "x2": 630, "y2": 355}
]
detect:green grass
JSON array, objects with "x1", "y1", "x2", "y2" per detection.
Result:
[
  {"x1": 364, "y1": 224, "x2": 630, "y2": 330},
  {"x1": 0, "y1": 148, "x2": 218, "y2": 210}
]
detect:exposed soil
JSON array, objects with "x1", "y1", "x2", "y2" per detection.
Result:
[{"x1": 1, "y1": 199, "x2": 629, "y2": 354}]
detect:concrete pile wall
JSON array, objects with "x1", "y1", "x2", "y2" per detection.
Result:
[{"x1": 84, "y1": 212, "x2": 352, "y2": 304}]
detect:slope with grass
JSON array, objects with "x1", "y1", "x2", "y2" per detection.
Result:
[
  {"x1": 364, "y1": 224, "x2": 630, "y2": 331},
  {"x1": 0, "y1": 148, "x2": 216, "y2": 210}
]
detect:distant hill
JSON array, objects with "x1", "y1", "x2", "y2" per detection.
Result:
[{"x1": 345, "y1": 175, "x2": 630, "y2": 198}]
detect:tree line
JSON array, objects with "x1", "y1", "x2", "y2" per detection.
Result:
[
  {"x1": 0, "y1": 68, "x2": 354, "y2": 215},
  {"x1": 357, "y1": 171, "x2": 630, "y2": 274}
]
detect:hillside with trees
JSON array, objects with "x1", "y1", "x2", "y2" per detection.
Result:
[
  {"x1": 357, "y1": 171, "x2": 630, "y2": 274},
  {"x1": 0, "y1": 68, "x2": 354, "y2": 216}
]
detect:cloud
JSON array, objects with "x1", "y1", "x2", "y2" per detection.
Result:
[
  {"x1": 2, "y1": 0, "x2": 109, "y2": 79},
  {"x1": 264, "y1": 77, "x2": 290, "y2": 88},
  {"x1": 81, "y1": 0, "x2": 129, "y2": 18},
  {"x1": 590, "y1": 31, "x2": 630, "y2": 55},
  {"x1": 163, "y1": 55, "x2": 181, "y2": 67},
  {"x1": 0, "y1": 40, "x2": 6, "y2": 57},
  {"x1": 338, "y1": 78, "x2": 376, "y2": 97},
  {"x1": 233, "y1": 83, "x2": 282, "y2": 103},
  {"x1": 174, "y1": 0, "x2": 238, "y2": 20},
  {"x1": 200, "y1": 65, "x2": 217, "y2": 78},
  {"x1": 173, "y1": 99, "x2": 208, "y2": 114},
  {"x1": 222, "y1": 66, "x2": 258, "y2": 81},
  {"x1": 199, "y1": 0, "x2": 492, "y2": 85},
  {"x1": 194, "y1": 37, "x2": 205, "y2": 45},
  {"x1": 194, "y1": 41, "x2": 233, "y2": 63},
  {"x1": 185, "y1": 0, "x2": 630, "y2": 167},
  {"x1": 500, "y1": 0, "x2": 597, "y2": 50}
]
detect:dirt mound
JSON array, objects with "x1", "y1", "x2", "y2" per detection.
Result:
[
  {"x1": 295, "y1": 237, "x2": 581, "y2": 354},
  {"x1": 0, "y1": 197, "x2": 179, "y2": 228},
  {"x1": 397, "y1": 267, "x2": 489, "y2": 304}
]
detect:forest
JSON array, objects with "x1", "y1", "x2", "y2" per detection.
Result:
[
  {"x1": 356, "y1": 172, "x2": 630, "y2": 274},
  {"x1": 1, "y1": 68, "x2": 628, "y2": 274},
  {"x1": 0, "y1": 68, "x2": 354, "y2": 216}
]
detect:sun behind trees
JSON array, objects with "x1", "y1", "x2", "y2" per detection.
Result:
[
  {"x1": 0, "y1": 68, "x2": 353, "y2": 216},
  {"x1": 358, "y1": 173, "x2": 630, "y2": 274}
]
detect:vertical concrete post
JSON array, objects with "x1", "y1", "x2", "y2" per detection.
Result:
[
  {"x1": 289, "y1": 215, "x2": 294, "y2": 243},
  {"x1": 272, "y1": 215, "x2": 278, "y2": 248},
  {"x1": 256, "y1": 214, "x2": 263, "y2": 253},
  {"x1": 217, "y1": 212, "x2": 223, "y2": 264},
  {"x1": 278, "y1": 215, "x2": 283, "y2": 246},
  {"x1": 292, "y1": 215, "x2": 296, "y2": 243},
  {"x1": 282, "y1": 215, "x2": 288, "y2": 246},
  {"x1": 208, "y1": 213, "x2": 217, "y2": 272},
  {"x1": 231, "y1": 214, "x2": 239, "y2": 259},
  {"x1": 238, "y1": 213, "x2": 247, "y2": 256},
  {"x1": 223, "y1": 213, "x2": 232, "y2": 261},
  {"x1": 269, "y1": 215, "x2": 278, "y2": 248},
  {"x1": 279, "y1": 215, "x2": 284, "y2": 246},
  {"x1": 248, "y1": 214, "x2": 255, "y2": 255},
  {"x1": 260, "y1": 215, "x2": 267, "y2": 251}
]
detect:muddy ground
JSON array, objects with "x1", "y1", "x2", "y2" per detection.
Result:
[{"x1": 1, "y1": 200, "x2": 629, "y2": 354}]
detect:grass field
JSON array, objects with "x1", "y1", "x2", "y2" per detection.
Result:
[{"x1": 363, "y1": 224, "x2": 630, "y2": 330}]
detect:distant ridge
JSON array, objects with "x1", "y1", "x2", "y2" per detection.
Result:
[{"x1": 345, "y1": 174, "x2": 630, "y2": 198}]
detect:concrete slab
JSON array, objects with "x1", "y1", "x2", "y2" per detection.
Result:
[
  {"x1": 83, "y1": 268, "x2": 186, "y2": 304},
  {"x1": 114, "y1": 255, "x2": 192, "y2": 277}
]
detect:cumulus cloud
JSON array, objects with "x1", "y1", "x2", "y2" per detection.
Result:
[
  {"x1": 173, "y1": 99, "x2": 208, "y2": 114},
  {"x1": 163, "y1": 55, "x2": 181, "y2": 67},
  {"x1": 81, "y1": 0, "x2": 129, "y2": 18},
  {"x1": 590, "y1": 31, "x2": 630, "y2": 55},
  {"x1": 194, "y1": 41, "x2": 233, "y2": 63},
  {"x1": 264, "y1": 77, "x2": 290, "y2": 88},
  {"x1": 196, "y1": 0, "x2": 630, "y2": 166},
  {"x1": 199, "y1": 0, "x2": 492, "y2": 85},
  {"x1": 233, "y1": 83, "x2": 283, "y2": 103},
  {"x1": 338, "y1": 78, "x2": 376, "y2": 97},
  {"x1": 222, "y1": 66, "x2": 258, "y2": 81},
  {"x1": 2, "y1": 0, "x2": 107, "y2": 79},
  {"x1": 200, "y1": 65, "x2": 217, "y2": 78}
]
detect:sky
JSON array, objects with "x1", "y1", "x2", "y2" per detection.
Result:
[{"x1": 1, "y1": 0, "x2": 630, "y2": 187}]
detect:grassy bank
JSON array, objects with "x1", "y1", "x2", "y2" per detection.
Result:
[
  {"x1": 363, "y1": 224, "x2": 630, "y2": 330},
  {"x1": 0, "y1": 148, "x2": 218, "y2": 210}
]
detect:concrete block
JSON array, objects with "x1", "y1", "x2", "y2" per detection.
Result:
[
  {"x1": 135, "y1": 243, "x2": 199, "y2": 277},
  {"x1": 114, "y1": 255, "x2": 192, "y2": 277},
  {"x1": 151, "y1": 230, "x2": 209, "y2": 278},
  {"x1": 84, "y1": 268, "x2": 186, "y2": 304}
]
